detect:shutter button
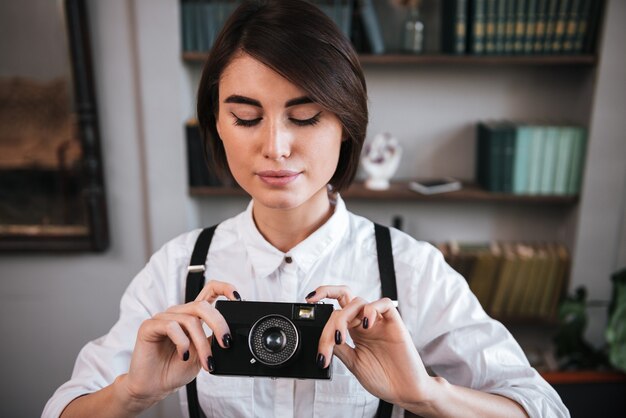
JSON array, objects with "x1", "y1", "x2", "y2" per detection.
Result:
[{"x1": 285, "y1": 256, "x2": 293, "y2": 264}]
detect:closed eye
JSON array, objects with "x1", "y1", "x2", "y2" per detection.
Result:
[
  {"x1": 231, "y1": 113, "x2": 262, "y2": 127},
  {"x1": 290, "y1": 112, "x2": 322, "y2": 127}
]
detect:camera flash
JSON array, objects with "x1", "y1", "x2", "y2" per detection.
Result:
[{"x1": 297, "y1": 306, "x2": 315, "y2": 320}]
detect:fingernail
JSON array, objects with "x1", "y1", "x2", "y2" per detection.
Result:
[
  {"x1": 305, "y1": 290, "x2": 316, "y2": 299},
  {"x1": 233, "y1": 291, "x2": 242, "y2": 301},
  {"x1": 316, "y1": 353, "x2": 326, "y2": 369},
  {"x1": 335, "y1": 330, "x2": 342, "y2": 345},
  {"x1": 223, "y1": 333, "x2": 232, "y2": 348},
  {"x1": 363, "y1": 317, "x2": 369, "y2": 329},
  {"x1": 208, "y1": 356, "x2": 215, "y2": 373},
  {"x1": 183, "y1": 350, "x2": 190, "y2": 361}
]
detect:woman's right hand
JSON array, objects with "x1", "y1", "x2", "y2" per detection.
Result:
[{"x1": 120, "y1": 280, "x2": 241, "y2": 406}]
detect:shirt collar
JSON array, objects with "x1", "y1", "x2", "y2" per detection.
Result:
[{"x1": 237, "y1": 193, "x2": 350, "y2": 280}]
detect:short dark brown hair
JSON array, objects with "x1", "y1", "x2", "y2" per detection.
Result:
[{"x1": 197, "y1": 0, "x2": 368, "y2": 192}]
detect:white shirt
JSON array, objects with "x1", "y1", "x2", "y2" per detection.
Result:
[{"x1": 44, "y1": 195, "x2": 569, "y2": 418}]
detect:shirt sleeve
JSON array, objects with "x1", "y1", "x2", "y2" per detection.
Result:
[
  {"x1": 396, "y1": 242, "x2": 570, "y2": 418},
  {"x1": 42, "y1": 245, "x2": 177, "y2": 418}
]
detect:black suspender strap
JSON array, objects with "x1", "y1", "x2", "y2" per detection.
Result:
[
  {"x1": 374, "y1": 222, "x2": 397, "y2": 418},
  {"x1": 183, "y1": 223, "x2": 397, "y2": 418},
  {"x1": 185, "y1": 226, "x2": 217, "y2": 418}
]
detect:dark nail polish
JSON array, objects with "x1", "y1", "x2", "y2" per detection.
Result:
[
  {"x1": 363, "y1": 317, "x2": 369, "y2": 329},
  {"x1": 335, "y1": 330, "x2": 342, "y2": 345},
  {"x1": 305, "y1": 290, "x2": 316, "y2": 299},
  {"x1": 316, "y1": 353, "x2": 326, "y2": 369},
  {"x1": 233, "y1": 291, "x2": 242, "y2": 301},
  {"x1": 208, "y1": 356, "x2": 215, "y2": 373},
  {"x1": 183, "y1": 350, "x2": 190, "y2": 361},
  {"x1": 223, "y1": 333, "x2": 232, "y2": 348}
]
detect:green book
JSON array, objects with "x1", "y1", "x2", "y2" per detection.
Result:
[
  {"x1": 504, "y1": 0, "x2": 517, "y2": 54},
  {"x1": 181, "y1": 0, "x2": 195, "y2": 52},
  {"x1": 533, "y1": 0, "x2": 549, "y2": 53},
  {"x1": 542, "y1": 0, "x2": 560, "y2": 54},
  {"x1": 551, "y1": 0, "x2": 571, "y2": 53},
  {"x1": 566, "y1": 127, "x2": 587, "y2": 195},
  {"x1": 523, "y1": 0, "x2": 538, "y2": 54},
  {"x1": 495, "y1": 0, "x2": 508, "y2": 54},
  {"x1": 490, "y1": 243, "x2": 520, "y2": 317},
  {"x1": 513, "y1": 0, "x2": 528, "y2": 54},
  {"x1": 470, "y1": 0, "x2": 486, "y2": 54},
  {"x1": 505, "y1": 243, "x2": 534, "y2": 317},
  {"x1": 513, "y1": 124, "x2": 533, "y2": 194},
  {"x1": 194, "y1": 0, "x2": 208, "y2": 52},
  {"x1": 562, "y1": 0, "x2": 582, "y2": 53},
  {"x1": 468, "y1": 245, "x2": 502, "y2": 309},
  {"x1": 539, "y1": 126, "x2": 559, "y2": 194},
  {"x1": 501, "y1": 122, "x2": 517, "y2": 193},
  {"x1": 476, "y1": 121, "x2": 504, "y2": 192},
  {"x1": 527, "y1": 125, "x2": 545, "y2": 194},
  {"x1": 442, "y1": 0, "x2": 469, "y2": 54},
  {"x1": 484, "y1": 0, "x2": 497, "y2": 54},
  {"x1": 573, "y1": 0, "x2": 592, "y2": 53},
  {"x1": 553, "y1": 126, "x2": 576, "y2": 194}
]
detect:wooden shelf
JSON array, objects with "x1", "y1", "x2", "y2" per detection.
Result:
[
  {"x1": 541, "y1": 370, "x2": 626, "y2": 385},
  {"x1": 189, "y1": 181, "x2": 579, "y2": 205},
  {"x1": 182, "y1": 52, "x2": 597, "y2": 66}
]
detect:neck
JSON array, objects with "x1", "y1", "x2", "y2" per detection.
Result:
[{"x1": 252, "y1": 188, "x2": 334, "y2": 253}]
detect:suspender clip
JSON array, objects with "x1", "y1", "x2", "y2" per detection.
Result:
[{"x1": 187, "y1": 265, "x2": 205, "y2": 273}]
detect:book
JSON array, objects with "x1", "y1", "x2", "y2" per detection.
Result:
[
  {"x1": 552, "y1": 126, "x2": 575, "y2": 194},
  {"x1": 409, "y1": 178, "x2": 462, "y2": 195},
  {"x1": 469, "y1": 0, "x2": 486, "y2": 55},
  {"x1": 358, "y1": 0, "x2": 385, "y2": 54},
  {"x1": 484, "y1": 0, "x2": 497, "y2": 54},
  {"x1": 489, "y1": 243, "x2": 520, "y2": 317},
  {"x1": 513, "y1": 0, "x2": 528, "y2": 54},
  {"x1": 467, "y1": 243, "x2": 502, "y2": 309},
  {"x1": 573, "y1": 0, "x2": 592, "y2": 53},
  {"x1": 186, "y1": 120, "x2": 223, "y2": 187},
  {"x1": 533, "y1": 0, "x2": 549, "y2": 53},
  {"x1": 523, "y1": 0, "x2": 538, "y2": 54},
  {"x1": 504, "y1": 0, "x2": 516, "y2": 54},
  {"x1": 512, "y1": 124, "x2": 533, "y2": 194},
  {"x1": 501, "y1": 122, "x2": 517, "y2": 193},
  {"x1": 505, "y1": 243, "x2": 534, "y2": 317},
  {"x1": 566, "y1": 126, "x2": 587, "y2": 195},
  {"x1": 539, "y1": 126, "x2": 559, "y2": 194},
  {"x1": 562, "y1": 0, "x2": 582, "y2": 53},
  {"x1": 181, "y1": 0, "x2": 196, "y2": 52},
  {"x1": 494, "y1": 0, "x2": 508, "y2": 54},
  {"x1": 442, "y1": 0, "x2": 468, "y2": 54},
  {"x1": 583, "y1": 0, "x2": 605, "y2": 53},
  {"x1": 526, "y1": 125, "x2": 545, "y2": 194},
  {"x1": 551, "y1": 0, "x2": 571, "y2": 53},
  {"x1": 542, "y1": 0, "x2": 560, "y2": 54}
]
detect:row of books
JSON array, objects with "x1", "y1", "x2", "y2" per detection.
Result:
[
  {"x1": 181, "y1": 0, "x2": 354, "y2": 53},
  {"x1": 438, "y1": 241, "x2": 570, "y2": 321},
  {"x1": 475, "y1": 121, "x2": 586, "y2": 195},
  {"x1": 442, "y1": 0, "x2": 605, "y2": 55}
]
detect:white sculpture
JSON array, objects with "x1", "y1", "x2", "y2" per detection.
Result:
[{"x1": 361, "y1": 132, "x2": 402, "y2": 190}]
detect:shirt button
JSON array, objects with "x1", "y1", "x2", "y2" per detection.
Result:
[{"x1": 285, "y1": 256, "x2": 293, "y2": 264}]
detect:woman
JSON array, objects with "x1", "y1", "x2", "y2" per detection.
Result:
[{"x1": 45, "y1": 1, "x2": 569, "y2": 417}]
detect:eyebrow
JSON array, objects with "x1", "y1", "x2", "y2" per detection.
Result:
[{"x1": 223, "y1": 94, "x2": 314, "y2": 108}]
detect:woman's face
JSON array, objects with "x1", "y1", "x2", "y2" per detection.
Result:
[{"x1": 216, "y1": 53, "x2": 343, "y2": 212}]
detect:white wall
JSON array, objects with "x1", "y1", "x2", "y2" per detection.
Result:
[{"x1": 0, "y1": 1, "x2": 625, "y2": 417}]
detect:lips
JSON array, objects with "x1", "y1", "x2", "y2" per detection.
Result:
[{"x1": 256, "y1": 170, "x2": 301, "y2": 186}]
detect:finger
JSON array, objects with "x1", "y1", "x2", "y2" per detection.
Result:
[
  {"x1": 194, "y1": 279, "x2": 242, "y2": 303},
  {"x1": 317, "y1": 297, "x2": 368, "y2": 369},
  {"x1": 305, "y1": 285, "x2": 353, "y2": 308},
  {"x1": 361, "y1": 297, "x2": 401, "y2": 330},
  {"x1": 167, "y1": 300, "x2": 232, "y2": 350},
  {"x1": 138, "y1": 318, "x2": 190, "y2": 361},
  {"x1": 153, "y1": 312, "x2": 212, "y2": 371}
]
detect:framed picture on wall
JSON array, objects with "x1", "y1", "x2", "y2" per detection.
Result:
[{"x1": 0, "y1": 0, "x2": 108, "y2": 251}]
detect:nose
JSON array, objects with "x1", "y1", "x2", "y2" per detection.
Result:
[{"x1": 262, "y1": 119, "x2": 291, "y2": 160}]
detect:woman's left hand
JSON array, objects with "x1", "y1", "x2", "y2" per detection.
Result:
[{"x1": 307, "y1": 286, "x2": 437, "y2": 408}]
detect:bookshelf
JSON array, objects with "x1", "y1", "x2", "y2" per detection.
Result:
[{"x1": 190, "y1": 181, "x2": 579, "y2": 205}]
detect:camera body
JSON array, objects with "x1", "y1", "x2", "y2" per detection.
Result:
[{"x1": 210, "y1": 300, "x2": 333, "y2": 379}]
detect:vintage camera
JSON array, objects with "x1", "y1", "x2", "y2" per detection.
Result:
[{"x1": 210, "y1": 300, "x2": 334, "y2": 379}]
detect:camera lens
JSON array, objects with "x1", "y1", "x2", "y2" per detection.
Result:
[
  {"x1": 261, "y1": 327, "x2": 286, "y2": 353},
  {"x1": 249, "y1": 314, "x2": 299, "y2": 366}
]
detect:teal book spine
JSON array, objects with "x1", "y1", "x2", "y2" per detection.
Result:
[
  {"x1": 513, "y1": 125, "x2": 533, "y2": 194},
  {"x1": 527, "y1": 125, "x2": 545, "y2": 194},
  {"x1": 553, "y1": 126, "x2": 575, "y2": 194},
  {"x1": 567, "y1": 127, "x2": 587, "y2": 195},
  {"x1": 539, "y1": 126, "x2": 559, "y2": 194},
  {"x1": 442, "y1": 0, "x2": 468, "y2": 54}
]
